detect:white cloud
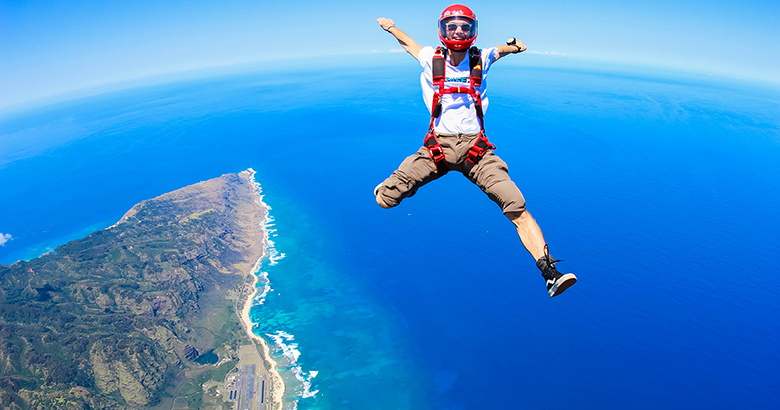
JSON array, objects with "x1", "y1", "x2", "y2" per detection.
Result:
[
  {"x1": 390, "y1": 48, "x2": 405, "y2": 53},
  {"x1": 527, "y1": 50, "x2": 567, "y2": 56},
  {"x1": 0, "y1": 233, "x2": 12, "y2": 246}
]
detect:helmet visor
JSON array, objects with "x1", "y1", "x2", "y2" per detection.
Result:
[{"x1": 439, "y1": 16, "x2": 477, "y2": 42}]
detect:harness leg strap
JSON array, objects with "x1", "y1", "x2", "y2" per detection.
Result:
[
  {"x1": 462, "y1": 133, "x2": 496, "y2": 175},
  {"x1": 424, "y1": 132, "x2": 449, "y2": 175}
]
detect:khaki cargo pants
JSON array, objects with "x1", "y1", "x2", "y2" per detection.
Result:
[{"x1": 376, "y1": 133, "x2": 526, "y2": 215}]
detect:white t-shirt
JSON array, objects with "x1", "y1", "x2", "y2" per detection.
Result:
[{"x1": 418, "y1": 46, "x2": 499, "y2": 134}]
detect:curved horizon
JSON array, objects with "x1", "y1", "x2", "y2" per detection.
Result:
[
  {"x1": 2, "y1": 49, "x2": 778, "y2": 116},
  {"x1": 2, "y1": 0, "x2": 778, "y2": 110}
]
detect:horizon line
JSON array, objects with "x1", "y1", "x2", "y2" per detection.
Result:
[{"x1": 2, "y1": 50, "x2": 777, "y2": 115}]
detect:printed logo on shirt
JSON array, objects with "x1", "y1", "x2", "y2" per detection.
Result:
[{"x1": 446, "y1": 77, "x2": 469, "y2": 83}]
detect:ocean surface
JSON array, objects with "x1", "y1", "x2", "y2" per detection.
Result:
[{"x1": 1, "y1": 53, "x2": 779, "y2": 409}]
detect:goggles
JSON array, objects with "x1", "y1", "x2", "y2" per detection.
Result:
[{"x1": 445, "y1": 22, "x2": 473, "y2": 32}]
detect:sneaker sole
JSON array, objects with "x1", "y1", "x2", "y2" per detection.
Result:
[{"x1": 548, "y1": 273, "x2": 577, "y2": 298}]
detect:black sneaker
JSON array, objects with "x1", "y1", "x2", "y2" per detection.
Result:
[{"x1": 536, "y1": 245, "x2": 577, "y2": 297}]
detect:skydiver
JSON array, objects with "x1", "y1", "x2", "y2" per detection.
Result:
[{"x1": 374, "y1": 4, "x2": 577, "y2": 297}]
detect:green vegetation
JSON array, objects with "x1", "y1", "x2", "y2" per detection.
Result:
[
  {"x1": 212, "y1": 360, "x2": 238, "y2": 383},
  {"x1": 0, "y1": 171, "x2": 266, "y2": 409},
  {"x1": 177, "y1": 371, "x2": 211, "y2": 410}
]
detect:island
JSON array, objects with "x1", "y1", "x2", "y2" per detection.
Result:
[{"x1": 0, "y1": 169, "x2": 283, "y2": 410}]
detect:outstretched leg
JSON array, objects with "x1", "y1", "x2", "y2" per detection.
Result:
[
  {"x1": 375, "y1": 146, "x2": 441, "y2": 209},
  {"x1": 467, "y1": 151, "x2": 577, "y2": 297}
]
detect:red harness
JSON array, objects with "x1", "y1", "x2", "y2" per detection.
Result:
[{"x1": 424, "y1": 46, "x2": 495, "y2": 175}]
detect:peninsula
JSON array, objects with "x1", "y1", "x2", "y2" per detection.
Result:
[{"x1": 0, "y1": 170, "x2": 281, "y2": 409}]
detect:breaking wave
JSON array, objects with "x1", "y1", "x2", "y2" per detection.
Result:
[
  {"x1": 267, "y1": 331, "x2": 319, "y2": 401},
  {"x1": 249, "y1": 171, "x2": 318, "y2": 404},
  {"x1": 264, "y1": 215, "x2": 286, "y2": 266}
]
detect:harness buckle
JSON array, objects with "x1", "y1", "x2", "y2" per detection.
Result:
[
  {"x1": 428, "y1": 144, "x2": 445, "y2": 161},
  {"x1": 424, "y1": 131, "x2": 450, "y2": 175}
]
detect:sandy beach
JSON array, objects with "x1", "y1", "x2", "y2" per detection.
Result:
[
  {"x1": 240, "y1": 169, "x2": 286, "y2": 408},
  {"x1": 240, "y1": 261, "x2": 285, "y2": 408}
]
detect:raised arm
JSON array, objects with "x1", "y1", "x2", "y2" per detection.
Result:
[
  {"x1": 493, "y1": 38, "x2": 527, "y2": 62},
  {"x1": 377, "y1": 17, "x2": 423, "y2": 60}
]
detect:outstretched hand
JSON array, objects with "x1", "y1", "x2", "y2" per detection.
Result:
[
  {"x1": 376, "y1": 17, "x2": 422, "y2": 60},
  {"x1": 377, "y1": 17, "x2": 395, "y2": 31}
]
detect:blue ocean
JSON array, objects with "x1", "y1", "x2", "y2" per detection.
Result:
[{"x1": 1, "y1": 53, "x2": 779, "y2": 409}]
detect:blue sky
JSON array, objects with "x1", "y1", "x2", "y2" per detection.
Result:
[{"x1": 1, "y1": 0, "x2": 778, "y2": 109}]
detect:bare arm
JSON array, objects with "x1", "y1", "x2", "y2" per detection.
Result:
[
  {"x1": 377, "y1": 17, "x2": 423, "y2": 60},
  {"x1": 493, "y1": 40, "x2": 527, "y2": 62}
]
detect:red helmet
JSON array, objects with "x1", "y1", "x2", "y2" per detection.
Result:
[{"x1": 438, "y1": 4, "x2": 478, "y2": 50}]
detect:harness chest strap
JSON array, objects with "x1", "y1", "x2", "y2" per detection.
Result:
[{"x1": 425, "y1": 46, "x2": 495, "y2": 175}]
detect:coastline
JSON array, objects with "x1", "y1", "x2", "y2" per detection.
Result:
[
  {"x1": 240, "y1": 258, "x2": 286, "y2": 407},
  {"x1": 240, "y1": 169, "x2": 286, "y2": 408}
]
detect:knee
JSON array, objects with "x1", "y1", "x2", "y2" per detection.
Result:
[
  {"x1": 506, "y1": 209, "x2": 537, "y2": 229},
  {"x1": 486, "y1": 180, "x2": 525, "y2": 217},
  {"x1": 374, "y1": 170, "x2": 421, "y2": 209},
  {"x1": 505, "y1": 210, "x2": 526, "y2": 225},
  {"x1": 374, "y1": 182, "x2": 395, "y2": 209},
  {"x1": 376, "y1": 193, "x2": 393, "y2": 209},
  {"x1": 505, "y1": 210, "x2": 525, "y2": 220}
]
